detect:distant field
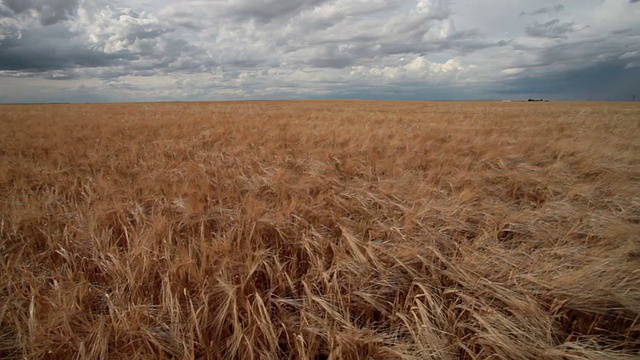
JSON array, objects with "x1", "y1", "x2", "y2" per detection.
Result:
[{"x1": 1, "y1": 101, "x2": 639, "y2": 359}]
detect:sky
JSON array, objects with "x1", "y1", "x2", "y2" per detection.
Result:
[{"x1": 0, "y1": 0, "x2": 639, "y2": 103}]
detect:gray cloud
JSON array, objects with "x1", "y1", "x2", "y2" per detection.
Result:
[
  {"x1": 1, "y1": 0, "x2": 474, "y2": 80},
  {"x1": 0, "y1": 17, "x2": 21, "y2": 40},
  {"x1": 73, "y1": 6, "x2": 172, "y2": 54},
  {"x1": 0, "y1": 2, "x2": 213, "y2": 81},
  {"x1": 525, "y1": 19, "x2": 577, "y2": 39},
  {"x1": 158, "y1": 7, "x2": 206, "y2": 30},
  {"x1": 227, "y1": 0, "x2": 331, "y2": 22},
  {"x1": 0, "y1": 0, "x2": 639, "y2": 103},
  {"x1": 268, "y1": 0, "x2": 487, "y2": 67},
  {"x1": 520, "y1": 4, "x2": 565, "y2": 17},
  {"x1": 537, "y1": 38, "x2": 634, "y2": 70},
  {"x1": 1, "y1": 0, "x2": 78, "y2": 25},
  {"x1": 612, "y1": 27, "x2": 640, "y2": 35},
  {"x1": 0, "y1": 4, "x2": 14, "y2": 17},
  {"x1": 0, "y1": 25, "x2": 135, "y2": 72}
]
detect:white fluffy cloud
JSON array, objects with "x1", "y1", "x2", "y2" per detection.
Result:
[
  {"x1": 350, "y1": 56, "x2": 469, "y2": 84},
  {"x1": 73, "y1": 6, "x2": 170, "y2": 54}
]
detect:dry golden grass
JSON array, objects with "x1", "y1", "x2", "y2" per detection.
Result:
[{"x1": 1, "y1": 100, "x2": 639, "y2": 359}]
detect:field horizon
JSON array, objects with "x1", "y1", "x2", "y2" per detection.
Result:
[
  {"x1": 2, "y1": 99, "x2": 638, "y2": 106},
  {"x1": 1, "y1": 100, "x2": 639, "y2": 359}
]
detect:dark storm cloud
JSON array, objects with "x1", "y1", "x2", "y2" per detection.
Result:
[
  {"x1": 532, "y1": 37, "x2": 635, "y2": 70},
  {"x1": 496, "y1": 60, "x2": 640, "y2": 101},
  {"x1": 2, "y1": 0, "x2": 78, "y2": 25},
  {"x1": 520, "y1": 5, "x2": 564, "y2": 17},
  {"x1": 0, "y1": 26, "x2": 135, "y2": 72},
  {"x1": 525, "y1": 19, "x2": 577, "y2": 39},
  {"x1": 630, "y1": 0, "x2": 639, "y2": 3}
]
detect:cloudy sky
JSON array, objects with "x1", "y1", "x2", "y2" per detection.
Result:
[{"x1": 0, "y1": 0, "x2": 639, "y2": 102}]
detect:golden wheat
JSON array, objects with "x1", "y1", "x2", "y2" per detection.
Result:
[{"x1": 1, "y1": 100, "x2": 639, "y2": 359}]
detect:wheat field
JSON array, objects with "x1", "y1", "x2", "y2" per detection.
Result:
[{"x1": 1, "y1": 100, "x2": 639, "y2": 359}]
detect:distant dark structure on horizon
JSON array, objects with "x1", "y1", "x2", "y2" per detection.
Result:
[{"x1": 527, "y1": 99, "x2": 550, "y2": 102}]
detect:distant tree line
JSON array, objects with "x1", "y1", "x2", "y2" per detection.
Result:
[{"x1": 528, "y1": 99, "x2": 550, "y2": 102}]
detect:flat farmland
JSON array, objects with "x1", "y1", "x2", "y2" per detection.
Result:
[{"x1": 1, "y1": 101, "x2": 639, "y2": 359}]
